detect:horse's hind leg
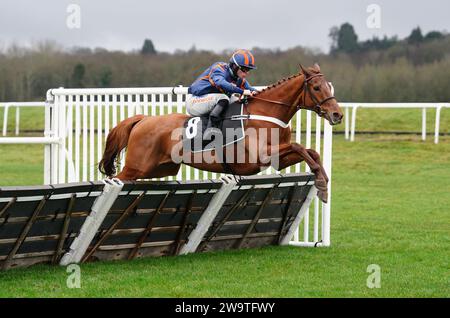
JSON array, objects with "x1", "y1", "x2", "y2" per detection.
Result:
[
  {"x1": 115, "y1": 148, "x2": 160, "y2": 180},
  {"x1": 146, "y1": 163, "x2": 181, "y2": 178},
  {"x1": 115, "y1": 162, "x2": 181, "y2": 180},
  {"x1": 114, "y1": 126, "x2": 161, "y2": 180},
  {"x1": 115, "y1": 165, "x2": 152, "y2": 180}
]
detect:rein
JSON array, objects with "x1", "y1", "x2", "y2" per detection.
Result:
[{"x1": 247, "y1": 73, "x2": 336, "y2": 115}]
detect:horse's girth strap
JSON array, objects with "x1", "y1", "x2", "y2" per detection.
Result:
[{"x1": 230, "y1": 114, "x2": 289, "y2": 128}]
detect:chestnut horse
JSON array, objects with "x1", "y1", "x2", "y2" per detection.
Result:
[{"x1": 98, "y1": 64, "x2": 343, "y2": 202}]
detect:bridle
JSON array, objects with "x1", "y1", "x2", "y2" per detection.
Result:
[{"x1": 247, "y1": 73, "x2": 336, "y2": 116}]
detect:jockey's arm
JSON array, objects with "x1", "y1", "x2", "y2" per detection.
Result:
[
  {"x1": 243, "y1": 80, "x2": 258, "y2": 95},
  {"x1": 210, "y1": 67, "x2": 244, "y2": 95}
]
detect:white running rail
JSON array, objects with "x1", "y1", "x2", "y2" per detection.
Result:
[{"x1": 340, "y1": 102, "x2": 450, "y2": 144}]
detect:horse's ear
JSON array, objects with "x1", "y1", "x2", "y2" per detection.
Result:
[
  {"x1": 313, "y1": 63, "x2": 321, "y2": 72},
  {"x1": 300, "y1": 64, "x2": 310, "y2": 76}
]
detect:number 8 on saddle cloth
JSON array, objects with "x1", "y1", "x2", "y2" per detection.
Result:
[{"x1": 182, "y1": 101, "x2": 246, "y2": 153}]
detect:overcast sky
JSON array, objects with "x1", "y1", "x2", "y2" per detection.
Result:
[{"x1": 0, "y1": 0, "x2": 449, "y2": 53}]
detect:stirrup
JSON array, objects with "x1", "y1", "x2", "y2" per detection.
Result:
[
  {"x1": 204, "y1": 126, "x2": 221, "y2": 139},
  {"x1": 204, "y1": 116, "x2": 218, "y2": 136},
  {"x1": 206, "y1": 116, "x2": 220, "y2": 129}
]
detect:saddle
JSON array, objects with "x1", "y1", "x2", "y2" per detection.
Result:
[{"x1": 182, "y1": 101, "x2": 245, "y2": 153}]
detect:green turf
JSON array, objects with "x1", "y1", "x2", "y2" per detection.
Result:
[
  {"x1": 0, "y1": 132, "x2": 448, "y2": 297},
  {"x1": 0, "y1": 107, "x2": 46, "y2": 133},
  {"x1": 0, "y1": 144, "x2": 44, "y2": 185},
  {"x1": 0, "y1": 106, "x2": 449, "y2": 297}
]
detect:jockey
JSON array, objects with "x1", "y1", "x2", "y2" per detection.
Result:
[{"x1": 186, "y1": 49, "x2": 258, "y2": 132}]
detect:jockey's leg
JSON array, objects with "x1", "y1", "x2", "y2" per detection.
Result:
[
  {"x1": 185, "y1": 93, "x2": 229, "y2": 117},
  {"x1": 206, "y1": 98, "x2": 229, "y2": 130}
]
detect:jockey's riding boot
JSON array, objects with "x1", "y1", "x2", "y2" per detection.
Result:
[{"x1": 204, "y1": 99, "x2": 228, "y2": 138}]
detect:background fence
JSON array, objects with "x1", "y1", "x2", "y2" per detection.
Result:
[{"x1": 340, "y1": 102, "x2": 450, "y2": 143}]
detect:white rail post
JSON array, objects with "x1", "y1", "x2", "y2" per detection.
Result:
[
  {"x1": 434, "y1": 106, "x2": 442, "y2": 144},
  {"x1": 321, "y1": 120, "x2": 333, "y2": 246},
  {"x1": 350, "y1": 105, "x2": 358, "y2": 142},
  {"x1": 281, "y1": 185, "x2": 318, "y2": 246},
  {"x1": 314, "y1": 115, "x2": 321, "y2": 242},
  {"x1": 15, "y1": 106, "x2": 20, "y2": 135},
  {"x1": 293, "y1": 110, "x2": 301, "y2": 242},
  {"x1": 89, "y1": 94, "x2": 95, "y2": 180},
  {"x1": 422, "y1": 108, "x2": 426, "y2": 141},
  {"x1": 2, "y1": 104, "x2": 9, "y2": 136},
  {"x1": 82, "y1": 94, "x2": 88, "y2": 182},
  {"x1": 58, "y1": 94, "x2": 67, "y2": 183},
  {"x1": 303, "y1": 111, "x2": 312, "y2": 242},
  {"x1": 75, "y1": 95, "x2": 81, "y2": 181},
  {"x1": 45, "y1": 91, "x2": 56, "y2": 184},
  {"x1": 345, "y1": 106, "x2": 350, "y2": 140}
]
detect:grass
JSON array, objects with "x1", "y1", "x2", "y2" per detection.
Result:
[
  {"x1": 0, "y1": 107, "x2": 46, "y2": 133},
  {"x1": 0, "y1": 109, "x2": 449, "y2": 297},
  {"x1": 0, "y1": 143, "x2": 44, "y2": 185}
]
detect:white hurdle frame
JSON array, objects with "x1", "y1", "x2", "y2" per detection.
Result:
[{"x1": 42, "y1": 86, "x2": 334, "y2": 247}]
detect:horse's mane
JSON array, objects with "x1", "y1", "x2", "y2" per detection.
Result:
[{"x1": 254, "y1": 66, "x2": 318, "y2": 96}]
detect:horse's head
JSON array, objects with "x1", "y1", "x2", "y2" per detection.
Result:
[{"x1": 299, "y1": 64, "x2": 343, "y2": 125}]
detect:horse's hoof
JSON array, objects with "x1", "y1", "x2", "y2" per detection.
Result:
[
  {"x1": 315, "y1": 179, "x2": 328, "y2": 192},
  {"x1": 317, "y1": 190, "x2": 328, "y2": 203}
]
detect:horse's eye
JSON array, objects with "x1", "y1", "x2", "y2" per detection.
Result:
[{"x1": 314, "y1": 86, "x2": 320, "y2": 91}]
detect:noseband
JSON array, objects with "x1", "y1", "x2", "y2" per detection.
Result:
[
  {"x1": 300, "y1": 73, "x2": 336, "y2": 115},
  {"x1": 248, "y1": 73, "x2": 336, "y2": 115}
]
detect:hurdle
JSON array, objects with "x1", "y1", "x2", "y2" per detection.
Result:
[{"x1": 0, "y1": 173, "x2": 316, "y2": 270}]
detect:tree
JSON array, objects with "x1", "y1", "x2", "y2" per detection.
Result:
[
  {"x1": 425, "y1": 31, "x2": 444, "y2": 41},
  {"x1": 71, "y1": 63, "x2": 85, "y2": 87},
  {"x1": 338, "y1": 23, "x2": 359, "y2": 53},
  {"x1": 31, "y1": 71, "x2": 56, "y2": 97},
  {"x1": 328, "y1": 26, "x2": 339, "y2": 52},
  {"x1": 408, "y1": 27, "x2": 423, "y2": 45},
  {"x1": 141, "y1": 39, "x2": 156, "y2": 55},
  {"x1": 329, "y1": 23, "x2": 359, "y2": 53},
  {"x1": 99, "y1": 67, "x2": 112, "y2": 87},
  {"x1": 360, "y1": 35, "x2": 398, "y2": 51}
]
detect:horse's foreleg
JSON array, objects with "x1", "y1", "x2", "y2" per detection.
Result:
[
  {"x1": 269, "y1": 143, "x2": 328, "y2": 202},
  {"x1": 290, "y1": 143, "x2": 328, "y2": 192},
  {"x1": 276, "y1": 151, "x2": 304, "y2": 170},
  {"x1": 306, "y1": 149, "x2": 329, "y2": 184},
  {"x1": 269, "y1": 144, "x2": 324, "y2": 179}
]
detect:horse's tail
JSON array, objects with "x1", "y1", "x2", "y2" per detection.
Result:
[{"x1": 98, "y1": 114, "x2": 145, "y2": 177}]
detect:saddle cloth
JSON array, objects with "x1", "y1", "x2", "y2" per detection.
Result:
[{"x1": 182, "y1": 101, "x2": 245, "y2": 153}]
